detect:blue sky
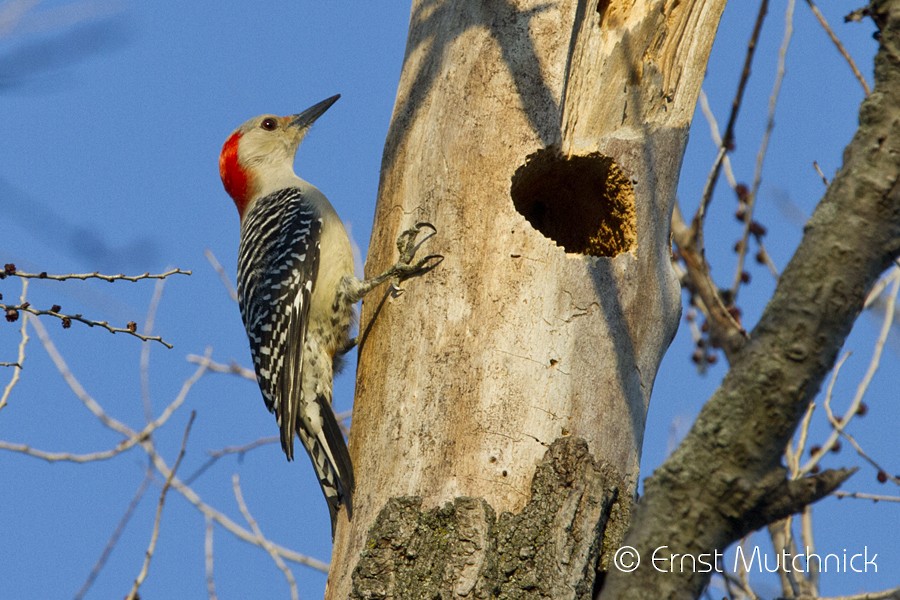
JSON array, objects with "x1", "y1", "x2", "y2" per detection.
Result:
[{"x1": 0, "y1": 1, "x2": 896, "y2": 598}]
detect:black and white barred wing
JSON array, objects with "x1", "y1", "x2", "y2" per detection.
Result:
[{"x1": 237, "y1": 188, "x2": 321, "y2": 460}]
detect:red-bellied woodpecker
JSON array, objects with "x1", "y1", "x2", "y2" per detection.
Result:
[{"x1": 219, "y1": 94, "x2": 439, "y2": 535}]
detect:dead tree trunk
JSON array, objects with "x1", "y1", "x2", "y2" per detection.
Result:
[{"x1": 327, "y1": 1, "x2": 726, "y2": 597}]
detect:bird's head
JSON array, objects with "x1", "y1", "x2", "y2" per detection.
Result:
[{"x1": 219, "y1": 94, "x2": 340, "y2": 218}]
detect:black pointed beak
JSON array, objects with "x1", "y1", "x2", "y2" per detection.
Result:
[{"x1": 290, "y1": 94, "x2": 340, "y2": 129}]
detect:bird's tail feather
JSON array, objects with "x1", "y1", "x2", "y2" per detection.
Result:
[{"x1": 298, "y1": 395, "x2": 354, "y2": 537}]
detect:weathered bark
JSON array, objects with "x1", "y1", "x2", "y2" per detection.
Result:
[
  {"x1": 601, "y1": 1, "x2": 900, "y2": 598},
  {"x1": 327, "y1": 1, "x2": 726, "y2": 597},
  {"x1": 351, "y1": 438, "x2": 629, "y2": 599}
]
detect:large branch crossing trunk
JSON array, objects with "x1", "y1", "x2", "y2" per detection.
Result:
[{"x1": 327, "y1": 1, "x2": 725, "y2": 597}]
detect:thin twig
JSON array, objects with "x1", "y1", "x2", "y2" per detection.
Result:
[
  {"x1": 672, "y1": 204, "x2": 748, "y2": 360},
  {"x1": 187, "y1": 354, "x2": 256, "y2": 381},
  {"x1": 811, "y1": 274, "x2": 899, "y2": 476},
  {"x1": 768, "y1": 519, "x2": 807, "y2": 598},
  {"x1": 141, "y1": 278, "x2": 167, "y2": 422},
  {"x1": 205, "y1": 517, "x2": 218, "y2": 600},
  {"x1": 698, "y1": 89, "x2": 781, "y2": 282},
  {"x1": 692, "y1": 0, "x2": 769, "y2": 247},
  {"x1": 0, "y1": 348, "x2": 213, "y2": 463},
  {"x1": 734, "y1": 536, "x2": 758, "y2": 600},
  {"x1": 828, "y1": 425, "x2": 899, "y2": 485},
  {"x1": 731, "y1": 0, "x2": 794, "y2": 299},
  {"x1": 804, "y1": 0, "x2": 872, "y2": 95},
  {"x1": 813, "y1": 161, "x2": 830, "y2": 186},
  {"x1": 0, "y1": 279, "x2": 29, "y2": 412},
  {"x1": 3, "y1": 267, "x2": 191, "y2": 282},
  {"x1": 788, "y1": 398, "x2": 817, "y2": 476},
  {"x1": 139, "y1": 438, "x2": 329, "y2": 572},
  {"x1": 863, "y1": 268, "x2": 898, "y2": 310},
  {"x1": 29, "y1": 316, "x2": 135, "y2": 437},
  {"x1": 232, "y1": 474, "x2": 300, "y2": 600},
  {"x1": 832, "y1": 491, "x2": 900, "y2": 502},
  {"x1": 800, "y1": 505, "x2": 818, "y2": 589},
  {"x1": 75, "y1": 467, "x2": 154, "y2": 600},
  {"x1": 794, "y1": 353, "x2": 848, "y2": 477},
  {"x1": 1, "y1": 302, "x2": 175, "y2": 348},
  {"x1": 183, "y1": 436, "x2": 279, "y2": 485},
  {"x1": 0, "y1": 440, "x2": 135, "y2": 463},
  {"x1": 126, "y1": 412, "x2": 197, "y2": 600},
  {"x1": 698, "y1": 90, "x2": 739, "y2": 190},
  {"x1": 336, "y1": 409, "x2": 352, "y2": 438},
  {"x1": 205, "y1": 249, "x2": 238, "y2": 302}
]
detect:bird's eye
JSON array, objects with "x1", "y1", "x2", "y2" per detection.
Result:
[{"x1": 261, "y1": 118, "x2": 278, "y2": 131}]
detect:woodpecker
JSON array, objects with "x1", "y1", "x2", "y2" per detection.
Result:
[{"x1": 219, "y1": 94, "x2": 439, "y2": 535}]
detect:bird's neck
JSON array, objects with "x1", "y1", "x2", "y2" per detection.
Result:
[
  {"x1": 221, "y1": 132, "x2": 304, "y2": 220},
  {"x1": 239, "y1": 170, "x2": 310, "y2": 222}
]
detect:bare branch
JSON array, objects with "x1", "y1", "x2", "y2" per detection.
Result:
[
  {"x1": 140, "y1": 277, "x2": 167, "y2": 421},
  {"x1": 138, "y1": 438, "x2": 329, "y2": 572},
  {"x1": 793, "y1": 352, "x2": 848, "y2": 478},
  {"x1": 697, "y1": 89, "x2": 781, "y2": 285},
  {"x1": 187, "y1": 354, "x2": 255, "y2": 381},
  {"x1": 183, "y1": 436, "x2": 279, "y2": 485},
  {"x1": 804, "y1": 0, "x2": 872, "y2": 95},
  {"x1": 2, "y1": 302, "x2": 175, "y2": 348},
  {"x1": 232, "y1": 474, "x2": 300, "y2": 600},
  {"x1": 0, "y1": 266, "x2": 187, "y2": 347},
  {"x1": 768, "y1": 520, "x2": 807, "y2": 597},
  {"x1": 692, "y1": 0, "x2": 769, "y2": 247},
  {"x1": 787, "y1": 396, "x2": 817, "y2": 476},
  {"x1": 0, "y1": 279, "x2": 29, "y2": 412},
  {"x1": 801, "y1": 271, "x2": 900, "y2": 476},
  {"x1": 0, "y1": 347, "x2": 212, "y2": 463},
  {"x1": 732, "y1": 538, "x2": 758, "y2": 599},
  {"x1": 801, "y1": 505, "x2": 818, "y2": 589},
  {"x1": 832, "y1": 491, "x2": 900, "y2": 502},
  {"x1": 2, "y1": 266, "x2": 191, "y2": 282},
  {"x1": 212, "y1": 437, "x2": 280, "y2": 458},
  {"x1": 672, "y1": 204, "x2": 748, "y2": 360},
  {"x1": 205, "y1": 517, "x2": 218, "y2": 600},
  {"x1": 205, "y1": 249, "x2": 238, "y2": 302},
  {"x1": 126, "y1": 411, "x2": 196, "y2": 600},
  {"x1": 336, "y1": 409, "x2": 352, "y2": 438},
  {"x1": 29, "y1": 316, "x2": 135, "y2": 437},
  {"x1": 698, "y1": 90, "x2": 739, "y2": 189},
  {"x1": 75, "y1": 467, "x2": 154, "y2": 600},
  {"x1": 813, "y1": 161, "x2": 830, "y2": 186},
  {"x1": 0, "y1": 440, "x2": 134, "y2": 463},
  {"x1": 731, "y1": 0, "x2": 794, "y2": 300}
]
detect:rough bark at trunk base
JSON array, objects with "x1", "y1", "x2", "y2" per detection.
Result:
[{"x1": 350, "y1": 438, "x2": 629, "y2": 599}]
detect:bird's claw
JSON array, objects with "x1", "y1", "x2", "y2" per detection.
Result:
[
  {"x1": 388, "y1": 223, "x2": 442, "y2": 295},
  {"x1": 396, "y1": 222, "x2": 438, "y2": 265}
]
